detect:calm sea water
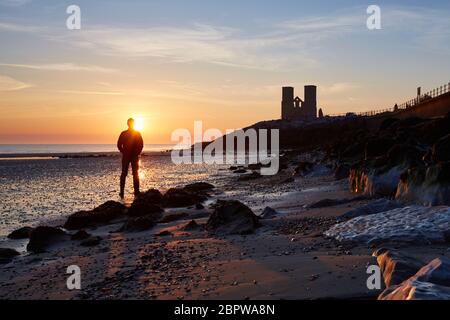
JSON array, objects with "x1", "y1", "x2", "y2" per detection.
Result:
[
  {"x1": 0, "y1": 148, "x2": 230, "y2": 238},
  {"x1": 0, "y1": 144, "x2": 174, "y2": 155}
]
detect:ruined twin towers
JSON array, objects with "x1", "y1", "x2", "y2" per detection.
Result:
[{"x1": 281, "y1": 85, "x2": 323, "y2": 121}]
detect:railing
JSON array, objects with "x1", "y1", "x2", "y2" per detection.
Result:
[{"x1": 327, "y1": 81, "x2": 450, "y2": 118}]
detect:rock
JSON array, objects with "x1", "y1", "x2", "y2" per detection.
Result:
[
  {"x1": 294, "y1": 161, "x2": 314, "y2": 176},
  {"x1": 396, "y1": 162, "x2": 450, "y2": 206},
  {"x1": 119, "y1": 217, "x2": 155, "y2": 232},
  {"x1": 309, "y1": 197, "x2": 365, "y2": 209},
  {"x1": 27, "y1": 226, "x2": 67, "y2": 253},
  {"x1": 181, "y1": 220, "x2": 202, "y2": 231},
  {"x1": 206, "y1": 200, "x2": 260, "y2": 235},
  {"x1": 379, "y1": 258, "x2": 450, "y2": 300},
  {"x1": 349, "y1": 165, "x2": 404, "y2": 197},
  {"x1": 233, "y1": 169, "x2": 247, "y2": 174},
  {"x1": 162, "y1": 188, "x2": 204, "y2": 208},
  {"x1": 281, "y1": 177, "x2": 295, "y2": 184},
  {"x1": 432, "y1": 134, "x2": 450, "y2": 162},
  {"x1": 365, "y1": 137, "x2": 395, "y2": 160},
  {"x1": 159, "y1": 212, "x2": 188, "y2": 223},
  {"x1": 334, "y1": 164, "x2": 350, "y2": 180},
  {"x1": 7, "y1": 226, "x2": 33, "y2": 239},
  {"x1": 195, "y1": 203, "x2": 205, "y2": 210},
  {"x1": 260, "y1": 207, "x2": 280, "y2": 219},
  {"x1": 183, "y1": 182, "x2": 214, "y2": 192},
  {"x1": 64, "y1": 201, "x2": 126, "y2": 230},
  {"x1": 80, "y1": 236, "x2": 102, "y2": 247},
  {"x1": 325, "y1": 206, "x2": 450, "y2": 245},
  {"x1": 338, "y1": 199, "x2": 401, "y2": 221},
  {"x1": 156, "y1": 230, "x2": 172, "y2": 237},
  {"x1": 128, "y1": 198, "x2": 163, "y2": 218},
  {"x1": 0, "y1": 248, "x2": 20, "y2": 263},
  {"x1": 71, "y1": 230, "x2": 91, "y2": 240},
  {"x1": 238, "y1": 171, "x2": 261, "y2": 181},
  {"x1": 138, "y1": 188, "x2": 163, "y2": 204},
  {"x1": 373, "y1": 248, "x2": 424, "y2": 287}
]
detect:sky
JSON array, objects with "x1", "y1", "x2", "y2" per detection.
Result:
[{"x1": 0, "y1": 0, "x2": 450, "y2": 144}]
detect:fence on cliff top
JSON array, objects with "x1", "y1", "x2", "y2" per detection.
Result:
[{"x1": 327, "y1": 81, "x2": 450, "y2": 118}]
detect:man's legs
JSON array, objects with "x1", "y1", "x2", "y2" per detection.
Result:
[
  {"x1": 120, "y1": 157, "x2": 130, "y2": 198},
  {"x1": 131, "y1": 156, "x2": 140, "y2": 195}
]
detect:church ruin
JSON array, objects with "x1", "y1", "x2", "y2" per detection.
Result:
[{"x1": 281, "y1": 85, "x2": 322, "y2": 120}]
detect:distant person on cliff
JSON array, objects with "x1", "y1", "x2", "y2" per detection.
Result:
[{"x1": 117, "y1": 118, "x2": 144, "y2": 198}]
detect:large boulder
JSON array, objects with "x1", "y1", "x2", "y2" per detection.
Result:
[
  {"x1": 64, "y1": 201, "x2": 126, "y2": 230},
  {"x1": 128, "y1": 198, "x2": 163, "y2": 218},
  {"x1": 379, "y1": 258, "x2": 450, "y2": 300},
  {"x1": 373, "y1": 248, "x2": 424, "y2": 287},
  {"x1": 162, "y1": 188, "x2": 204, "y2": 208},
  {"x1": 7, "y1": 226, "x2": 33, "y2": 239},
  {"x1": 206, "y1": 200, "x2": 260, "y2": 235},
  {"x1": 0, "y1": 248, "x2": 20, "y2": 264},
  {"x1": 27, "y1": 226, "x2": 67, "y2": 253},
  {"x1": 138, "y1": 189, "x2": 163, "y2": 204}
]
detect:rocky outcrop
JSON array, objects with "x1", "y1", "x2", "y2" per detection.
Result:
[
  {"x1": 159, "y1": 212, "x2": 188, "y2": 223},
  {"x1": 162, "y1": 188, "x2": 205, "y2": 208},
  {"x1": 119, "y1": 216, "x2": 155, "y2": 232},
  {"x1": 325, "y1": 206, "x2": 450, "y2": 245},
  {"x1": 206, "y1": 200, "x2": 260, "y2": 235},
  {"x1": 71, "y1": 230, "x2": 91, "y2": 240},
  {"x1": 338, "y1": 199, "x2": 401, "y2": 221},
  {"x1": 64, "y1": 201, "x2": 126, "y2": 230},
  {"x1": 181, "y1": 220, "x2": 202, "y2": 231},
  {"x1": 373, "y1": 248, "x2": 424, "y2": 287},
  {"x1": 183, "y1": 182, "x2": 214, "y2": 192},
  {"x1": 27, "y1": 226, "x2": 67, "y2": 253},
  {"x1": 259, "y1": 207, "x2": 280, "y2": 219},
  {"x1": 7, "y1": 226, "x2": 33, "y2": 239},
  {"x1": 80, "y1": 236, "x2": 102, "y2": 247},
  {"x1": 293, "y1": 161, "x2": 314, "y2": 176},
  {"x1": 128, "y1": 198, "x2": 163, "y2": 218},
  {"x1": 0, "y1": 248, "x2": 20, "y2": 264},
  {"x1": 379, "y1": 258, "x2": 450, "y2": 300},
  {"x1": 396, "y1": 162, "x2": 450, "y2": 206}
]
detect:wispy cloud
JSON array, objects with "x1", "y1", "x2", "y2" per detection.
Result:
[
  {"x1": 0, "y1": 21, "x2": 44, "y2": 33},
  {"x1": 0, "y1": 0, "x2": 31, "y2": 7},
  {"x1": 56, "y1": 90, "x2": 124, "y2": 96},
  {"x1": 0, "y1": 63, "x2": 117, "y2": 73},
  {"x1": 0, "y1": 74, "x2": 32, "y2": 91}
]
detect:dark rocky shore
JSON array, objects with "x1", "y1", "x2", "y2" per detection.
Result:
[{"x1": 1, "y1": 113, "x2": 450, "y2": 300}]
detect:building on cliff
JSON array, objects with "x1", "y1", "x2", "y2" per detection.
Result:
[{"x1": 281, "y1": 85, "x2": 323, "y2": 120}]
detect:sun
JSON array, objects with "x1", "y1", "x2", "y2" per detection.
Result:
[{"x1": 134, "y1": 117, "x2": 144, "y2": 131}]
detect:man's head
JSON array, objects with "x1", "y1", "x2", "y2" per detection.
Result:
[{"x1": 127, "y1": 118, "x2": 135, "y2": 130}]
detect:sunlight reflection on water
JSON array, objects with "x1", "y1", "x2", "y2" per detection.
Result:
[{"x1": 0, "y1": 155, "x2": 229, "y2": 237}]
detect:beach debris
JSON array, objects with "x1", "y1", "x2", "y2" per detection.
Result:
[
  {"x1": 7, "y1": 226, "x2": 33, "y2": 239},
  {"x1": 27, "y1": 226, "x2": 67, "y2": 253},
  {"x1": 64, "y1": 201, "x2": 126, "y2": 230},
  {"x1": 373, "y1": 248, "x2": 424, "y2": 287},
  {"x1": 80, "y1": 236, "x2": 102, "y2": 247},
  {"x1": 259, "y1": 207, "x2": 280, "y2": 219},
  {"x1": 338, "y1": 199, "x2": 401, "y2": 221},
  {"x1": 0, "y1": 248, "x2": 20, "y2": 264},
  {"x1": 325, "y1": 206, "x2": 450, "y2": 245},
  {"x1": 71, "y1": 230, "x2": 91, "y2": 240},
  {"x1": 379, "y1": 257, "x2": 450, "y2": 300},
  {"x1": 206, "y1": 200, "x2": 260, "y2": 235},
  {"x1": 119, "y1": 216, "x2": 155, "y2": 232}
]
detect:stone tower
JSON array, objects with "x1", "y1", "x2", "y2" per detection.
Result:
[{"x1": 281, "y1": 87, "x2": 294, "y2": 120}]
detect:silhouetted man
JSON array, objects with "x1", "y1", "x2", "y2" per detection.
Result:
[{"x1": 117, "y1": 118, "x2": 144, "y2": 198}]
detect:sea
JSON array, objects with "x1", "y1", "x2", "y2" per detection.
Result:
[{"x1": 0, "y1": 144, "x2": 230, "y2": 238}]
